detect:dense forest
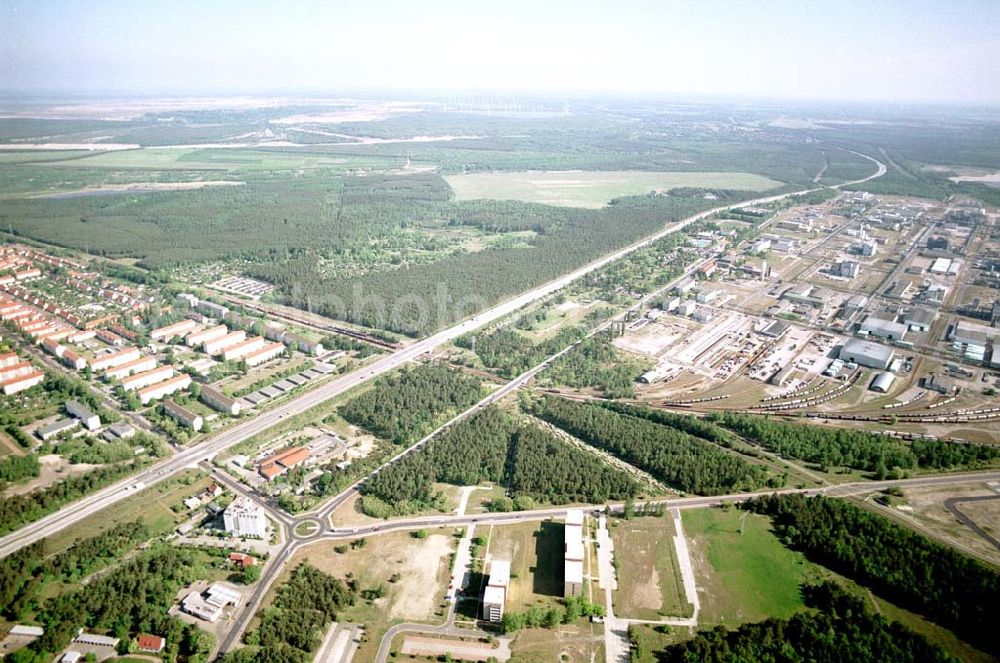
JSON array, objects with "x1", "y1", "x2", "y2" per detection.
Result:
[
  {"x1": 506, "y1": 424, "x2": 639, "y2": 503},
  {"x1": 744, "y1": 494, "x2": 1000, "y2": 657},
  {"x1": 534, "y1": 397, "x2": 771, "y2": 495},
  {"x1": 361, "y1": 405, "x2": 640, "y2": 513},
  {"x1": 651, "y1": 581, "x2": 956, "y2": 663},
  {"x1": 338, "y1": 363, "x2": 482, "y2": 444},
  {"x1": 0, "y1": 521, "x2": 151, "y2": 620},
  {"x1": 708, "y1": 412, "x2": 1000, "y2": 474},
  {"x1": 224, "y1": 564, "x2": 357, "y2": 663}
]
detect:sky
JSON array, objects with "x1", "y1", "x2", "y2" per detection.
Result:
[{"x1": 3, "y1": 0, "x2": 1000, "y2": 105}]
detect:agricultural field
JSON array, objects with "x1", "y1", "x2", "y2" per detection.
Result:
[{"x1": 445, "y1": 170, "x2": 783, "y2": 208}]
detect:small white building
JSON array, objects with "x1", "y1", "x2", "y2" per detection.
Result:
[
  {"x1": 66, "y1": 400, "x2": 100, "y2": 431},
  {"x1": 482, "y1": 559, "x2": 510, "y2": 622}
]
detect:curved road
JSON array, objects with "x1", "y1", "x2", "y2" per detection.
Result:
[{"x1": 0, "y1": 151, "x2": 885, "y2": 564}]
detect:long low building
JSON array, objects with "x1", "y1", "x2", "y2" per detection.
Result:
[
  {"x1": 186, "y1": 324, "x2": 228, "y2": 347},
  {"x1": 244, "y1": 341, "x2": 285, "y2": 367},
  {"x1": 221, "y1": 336, "x2": 266, "y2": 361},
  {"x1": 150, "y1": 319, "x2": 198, "y2": 342},
  {"x1": 162, "y1": 399, "x2": 203, "y2": 432},
  {"x1": 2, "y1": 370, "x2": 44, "y2": 395},
  {"x1": 89, "y1": 347, "x2": 141, "y2": 371},
  {"x1": 121, "y1": 365, "x2": 175, "y2": 392},
  {"x1": 105, "y1": 355, "x2": 158, "y2": 381},
  {"x1": 0, "y1": 361, "x2": 35, "y2": 383},
  {"x1": 203, "y1": 330, "x2": 246, "y2": 355},
  {"x1": 138, "y1": 373, "x2": 191, "y2": 405}
]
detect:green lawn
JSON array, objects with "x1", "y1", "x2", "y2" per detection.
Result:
[
  {"x1": 683, "y1": 507, "x2": 809, "y2": 627},
  {"x1": 445, "y1": 170, "x2": 782, "y2": 208}
]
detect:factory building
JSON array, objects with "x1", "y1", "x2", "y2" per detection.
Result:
[
  {"x1": 66, "y1": 400, "x2": 100, "y2": 431},
  {"x1": 859, "y1": 317, "x2": 908, "y2": 341},
  {"x1": 838, "y1": 338, "x2": 895, "y2": 370},
  {"x1": 904, "y1": 306, "x2": 937, "y2": 332}
]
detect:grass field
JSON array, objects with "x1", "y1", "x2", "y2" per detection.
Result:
[
  {"x1": 483, "y1": 520, "x2": 566, "y2": 612},
  {"x1": 445, "y1": 170, "x2": 783, "y2": 208},
  {"x1": 41, "y1": 469, "x2": 211, "y2": 555},
  {"x1": 683, "y1": 507, "x2": 809, "y2": 627},
  {"x1": 611, "y1": 515, "x2": 690, "y2": 620}
]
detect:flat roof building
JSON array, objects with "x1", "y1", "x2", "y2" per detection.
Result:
[
  {"x1": 564, "y1": 510, "x2": 585, "y2": 598},
  {"x1": 66, "y1": 400, "x2": 100, "y2": 431},
  {"x1": 860, "y1": 317, "x2": 908, "y2": 342},
  {"x1": 223, "y1": 496, "x2": 267, "y2": 538},
  {"x1": 482, "y1": 559, "x2": 510, "y2": 622},
  {"x1": 839, "y1": 338, "x2": 895, "y2": 370},
  {"x1": 36, "y1": 417, "x2": 79, "y2": 441}
]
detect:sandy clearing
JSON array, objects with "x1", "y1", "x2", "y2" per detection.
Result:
[
  {"x1": 29, "y1": 180, "x2": 245, "y2": 199},
  {"x1": 949, "y1": 172, "x2": 1000, "y2": 184},
  {"x1": 0, "y1": 143, "x2": 140, "y2": 151},
  {"x1": 390, "y1": 533, "x2": 452, "y2": 620},
  {"x1": 3, "y1": 455, "x2": 97, "y2": 497}
]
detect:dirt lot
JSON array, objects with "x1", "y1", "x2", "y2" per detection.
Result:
[
  {"x1": 897, "y1": 482, "x2": 1000, "y2": 566},
  {"x1": 3, "y1": 455, "x2": 96, "y2": 497},
  {"x1": 610, "y1": 515, "x2": 687, "y2": 620},
  {"x1": 290, "y1": 529, "x2": 455, "y2": 621}
]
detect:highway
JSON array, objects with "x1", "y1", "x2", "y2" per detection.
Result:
[{"x1": 0, "y1": 151, "x2": 885, "y2": 561}]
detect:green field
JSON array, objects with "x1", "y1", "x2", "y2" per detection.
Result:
[
  {"x1": 445, "y1": 170, "x2": 782, "y2": 208},
  {"x1": 683, "y1": 507, "x2": 809, "y2": 626},
  {"x1": 484, "y1": 520, "x2": 567, "y2": 611}
]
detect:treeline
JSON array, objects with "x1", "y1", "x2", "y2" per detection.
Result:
[
  {"x1": 361, "y1": 406, "x2": 640, "y2": 513},
  {"x1": 27, "y1": 546, "x2": 214, "y2": 659},
  {"x1": 535, "y1": 397, "x2": 770, "y2": 495},
  {"x1": 708, "y1": 412, "x2": 1000, "y2": 474},
  {"x1": 539, "y1": 336, "x2": 648, "y2": 398},
  {"x1": 1, "y1": 521, "x2": 151, "y2": 620},
  {"x1": 744, "y1": 494, "x2": 1000, "y2": 657},
  {"x1": 0, "y1": 460, "x2": 142, "y2": 535},
  {"x1": 501, "y1": 595, "x2": 605, "y2": 634},
  {"x1": 456, "y1": 326, "x2": 586, "y2": 378},
  {"x1": 652, "y1": 581, "x2": 956, "y2": 663},
  {"x1": 225, "y1": 563, "x2": 357, "y2": 663},
  {"x1": 339, "y1": 363, "x2": 482, "y2": 444}
]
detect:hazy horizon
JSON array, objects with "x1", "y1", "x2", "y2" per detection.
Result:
[{"x1": 3, "y1": 0, "x2": 1000, "y2": 106}]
